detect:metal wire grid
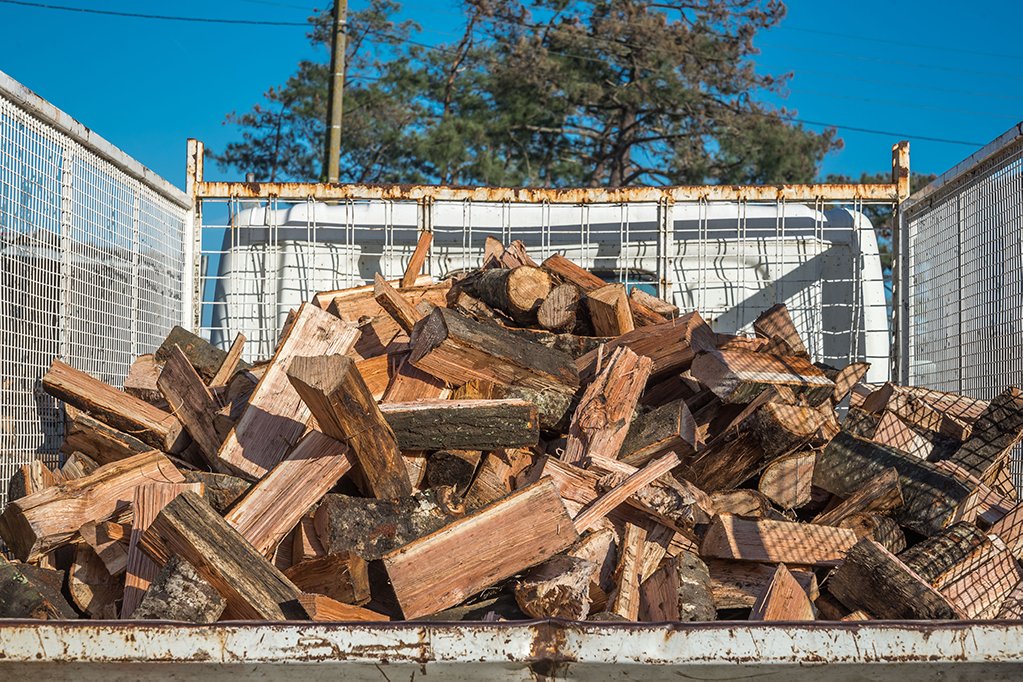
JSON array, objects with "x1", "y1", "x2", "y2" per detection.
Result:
[
  {"x1": 0, "y1": 94, "x2": 187, "y2": 513},
  {"x1": 198, "y1": 196, "x2": 892, "y2": 379}
]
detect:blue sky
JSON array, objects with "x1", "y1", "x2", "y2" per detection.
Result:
[{"x1": 1, "y1": 0, "x2": 1019, "y2": 191}]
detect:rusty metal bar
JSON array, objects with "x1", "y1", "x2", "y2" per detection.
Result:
[{"x1": 892, "y1": 140, "x2": 911, "y2": 385}]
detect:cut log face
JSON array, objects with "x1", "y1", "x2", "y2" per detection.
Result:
[
  {"x1": 758, "y1": 450, "x2": 816, "y2": 510},
  {"x1": 538, "y1": 284, "x2": 582, "y2": 333},
  {"x1": 378, "y1": 399, "x2": 539, "y2": 452},
  {"x1": 514, "y1": 554, "x2": 597, "y2": 620},
  {"x1": 382, "y1": 477, "x2": 579, "y2": 620},
  {"x1": 284, "y1": 552, "x2": 370, "y2": 606},
  {"x1": 700, "y1": 513, "x2": 858, "y2": 567},
  {"x1": 425, "y1": 450, "x2": 482, "y2": 494},
  {"x1": 710, "y1": 490, "x2": 771, "y2": 518},
  {"x1": 630, "y1": 287, "x2": 678, "y2": 317},
  {"x1": 753, "y1": 304, "x2": 808, "y2": 356},
  {"x1": 460, "y1": 265, "x2": 553, "y2": 325},
  {"x1": 691, "y1": 350, "x2": 835, "y2": 407},
  {"x1": 749, "y1": 564, "x2": 815, "y2": 621}
]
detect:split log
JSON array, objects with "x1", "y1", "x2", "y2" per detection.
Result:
[
  {"x1": 315, "y1": 275, "x2": 438, "y2": 319},
  {"x1": 287, "y1": 354, "x2": 409, "y2": 500},
  {"x1": 425, "y1": 450, "x2": 482, "y2": 493},
  {"x1": 812, "y1": 467, "x2": 903, "y2": 526},
  {"x1": 942, "y1": 387, "x2": 1023, "y2": 485},
  {"x1": 129, "y1": 555, "x2": 225, "y2": 622},
  {"x1": 900, "y1": 386, "x2": 991, "y2": 423},
  {"x1": 898, "y1": 521, "x2": 990, "y2": 584},
  {"x1": 503, "y1": 240, "x2": 540, "y2": 268},
  {"x1": 513, "y1": 554, "x2": 597, "y2": 620},
  {"x1": 298, "y1": 593, "x2": 387, "y2": 622},
  {"x1": 610, "y1": 522, "x2": 646, "y2": 621},
  {"x1": 996, "y1": 580, "x2": 1023, "y2": 619},
  {"x1": 292, "y1": 513, "x2": 326, "y2": 563},
  {"x1": 138, "y1": 491, "x2": 306, "y2": 621},
  {"x1": 540, "y1": 254, "x2": 663, "y2": 327},
  {"x1": 155, "y1": 325, "x2": 251, "y2": 383},
  {"x1": 872, "y1": 411, "x2": 935, "y2": 459},
  {"x1": 284, "y1": 552, "x2": 370, "y2": 606},
  {"x1": 69, "y1": 543, "x2": 122, "y2": 618},
  {"x1": 180, "y1": 471, "x2": 250, "y2": 515},
  {"x1": 537, "y1": 284, "x2": 582, "y2": 333},
  {"x1": 991, "y1": 502, "x2": 1023, "y2": 561},
  {"x1": 0, "y1": 450, "x2": 185, "y2": 562},
  {"x1": 463, "y1": 449, "x2": 534, "y2": 511},
  {"x1": 862, "y1": 382, "x2": 971, "y2": 440},
  {"x1": 931, "y1": 534, "x2": 1023, "y2": 619},
  {"x1": 79, "y1": 520, "x2": 130, "y2": 577},
  {"x1": 753, "y1": 304, "x2": 808, "y2": 357},
  {"x1": 566, "y1": 529, "x2": 618, "y2": 595},
  {"x1": 639, "y1": 371, "x2": 707, "y2": 409},
  {"x1": 6, "y1": 459, "x2": 55, "y2": 503},
  {"x1": 618, "y1": 398, "x2": 701, "y2": 468},
  {"x1": 690, "y1": 350, "x2": 834, "y2": 407},
  {"x1": 0, "y1": 555, "x2": 77, "y2": 620},
  {"x1": 706, "y1": 559, "x2": 817, "y2": 609},
  {"x1": 828, "y1": 537, "x2": 960, "y2": 620},
  {"x1": 224, "y1": 429, "x2": 353, "y2": 557},
  {"x1": 587, "y1": 283, "x2": 635, "y2": 336},
  {"x1": 453, "y1": 377, "x2": 572, "y2": 432},
  {"x1": 123, "y1": 354, "x2": 168, "y2": 410},
  {"x1": 459, "y1": 265, "x2": 552, "y2": 325},
  {"x1": 836, "y1": 512, "x2": 907, "y2": 554},
  {"x1": 710, "y1": 490, "x2": 772, "y2": 518},
  {"x1": 562, "y1": 346, "x2": 652, "y2": 466},
  {"x1": 758, "y1": 450, "x2": 816, "y2": 510},
  {"x1": 638, "y1": 555, "x2": 680, "y2": 622},
  {"x1": 62, "y1": 409, "x2": 159, "y2": 467},
  {"x1": 829, "y1": 362, "x2": 871, "y2": 405},
  {"x1": 382, "y1": 477, "x2": 578, "y2": 620},
  {"x1": 630, "y1": 287, "x2": 678, "y2": 317},
  {"x1": 374, "y1": 272, "x2": 423, "y2": 336},
  {"x1": 700, "y1": 513, "x2": 857, "y2": 567},
  {"x1": 42, "y1": 360, "x2": 188, "y2": 454},
  {"x1": 749, "y1": 563, "x2": 815, "y2": 621},
  {"x1": 60, "y1": 452, "x2": 101, "y2": 481},
  {"x1": 217, "y1": 302, "x2": 360, "y2": 480},
  {"x1": 575, "y1": 311, "x2": 716, "y2": 384},
  {"x1": 378, "y1": 399, "x2": 539, "y2": 452},
  {"x1": 409, "y1": 306, "x2": 579, "y2": 396},
  {"x1": 813, "y1": 431, "x2": 973, "y2": 536},
  {"x1": 588, "y1": 454, "x2": 711, "y2": 530},
  {"x1": 209, "y1": 333, "x2": 246, "y2": 388},
  {"x1": 315, "y1": 487, "x2": 466, "y2": 561},
  {"x1": 401, "y1": 231, "x2": 434, "y2": 288},
  {"x1": 381, "y1": 355, "x2": 448, "y2": 403},
  {"x1": 574, "y1": 453, "x2": 682, "y2": 533}
]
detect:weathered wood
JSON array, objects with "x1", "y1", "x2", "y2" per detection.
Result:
[
  {"x1": 123, "y1": 354, "x2": 168, "y2": 410},
  {"x1": 812, "y1": 467, "x2": 903, "y2": 526},
  {"x1": 179, "y1": 471, "x2": 250, "y2": 515},
  {"x1": 60, "y1": 451, "x2": 101, "y2": 481},
  {"x1": 69, "y1": 543, "x2": 122, "y2": 618},
  {"x1": 700, "y1": 513, "x2": 857, "y2": 567},
  {"x1": 814, "y1": 431, "x2": 974, "y2": 536},
  {"x1": 900, "y1": 386, "x2": 991, "y2": 423},
  {"x1": 836, "y1": 512, "x2": 907, "y2": 554},
  {"x1": 287, "y1": 354, "x2": 408, "y2": 500},
  {"x1": 0, "y1": 555, "x2": 77, "y2": 620},
  {"x1": 224, "y1": 429, "x2": 353, "y2": 557},
  {"x1": 209, "y1": 333, "x2": 246, "y2": 388},
  {"x1": 0, "y1": 450, "x2": 185, "y2": 562},
  {"x1": 315, "y1": 274, "x2": 436, "y2": 317},
  {"x1": 139, "y1": 491, "x2": 306, "y2": 621},
  {"x1": 458, "y1": 265, "x2": 552, "y2": 325},
  {"x1": 749, "y1": 563, "x2": 815, "y2": 621},
  {"x1": 129, "y1": 555, "x2": 226, "y2": 622},
  {"x1": 410, "y1": 306, "x2": 579, "y2": 395},
  {"x1": 588, "y1": 454, "x2": 711, "y2": 531},
  {"x1": 6, "y1": 459, "x2": 55, "y2": 503},
  {"x1": 42, "y1": 360, "x2": 188, "y2": 454},
  {"x1": 990, "y1": 501, "x2": 1023, "y2": 561},
  {"x1": 829, "y1": 362, "x2": 871, "y2": 405},
  {"x1": 872, "y1": 410, "x2": 935, "y2": 459},
  {"x1": 218, "y1": 303, "x2": 360, "y2": 480},
  {"x1": 155, "y1": 325, "x2": 252, "y2": 383},
  {"x1": 758, "y1": 450, "x2": 816, "y2": 510},
  {"x1": 284, "y1": 552, "x2": 370, "y2": 606},
  {"x1": 292, "y1": 513, "x2": 326, "y2": 563},
  {"x1": 563, "y1": 347, "x2": 652, "y2": 466},
  {"x1": 709, "y1": 489, "x2": 772, "y2": 518},
  {"x1": 630, "y1": 287, "x2": 678, "y2": 317},
  {"x1": 691, "y1": 350, "x2": 834, "y2": 407},
  {"x1": 538, "y1": 283, "x2": 582, "y2": 333},
  {"x1": 706, "y1": 559, "x2": 817, "y2": 609},
  {"x1": 513, "y1": 554, "x2": 597, "y2": 620},
  {"x1": 298, "y1": 593, "x2": 388, "y2": 622},
  {"x1": 426, "y1": 450, "x2": 482, "y2": 493},
  {"x1": 463, "y1": 449, "x2": 534, "y2": 511},
  {"x1": 401, "y1": 231, "x2": 434, "y2": 288},
  {"x1": 943, "y1": 387, "x2": 1023, "y2": 485},
  {"x1": 996, "y1": 580, "x2": 1023, "y2": 619},
  {"x1": 382, "y1": 477, "x2": 578, "y2": 620},
  {"x1": 315, "y1": 487, "x2": 466, "y2": 561},
  {"x1": 638, "y1": 555, "x2": 680, "y2": 622},
  {"x1": 618, "y1": 398, "x2": 701, "y2": 468},
  {"x1": 566, "y1": 528, "x2": 618, "y2": 596},
  {"x1": 611, "y1": 522, "x2": 646, "y2": 621},
  {"x1": 753, "y1": 304, "x2": 808, "y2": 357},
  {"x1": 378, "y1": 399, "x2": 539, "y2": 451},
  {"x1": 374, "y1": 272, "x2": 423, "y2": 336},
  {"x1": 575, "y1": 311, "x2": 716, "y2": 384},
  {"x1": 574, "y1": 453, "x2": 683, "y2": 533},
  {"x1": 587, "y1": 283, "x2": 635, "y2": 336},
  {"x1": 60, "y1": 411, "x2": 156, "y2": 466},
  {"x1": 828, "y1": 537, "x2": 960, "y2": 620},
  {"x1": 157, "y1": 345, "x2": 234, "y2": 474},
  {"x1": 453, "y1": 377, "x2": 572, "y2": 433},
  {"x1": 79, "y1": 520, "x2": 130, "y2": 577},
  {"x1": 932, "y1": 534, "x2": 1023, "y2": 619},
  {"x1": 898, "y1": 521, "x2": 990, "y2": 584}
]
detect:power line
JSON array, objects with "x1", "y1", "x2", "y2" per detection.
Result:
[
  {"x1": 787, "y1": 89, "x2": 1021, "y2": 120},
  {"x1": 776, "y1": 26, "x2": 1023, "y2": 62},
  {"x1": 233, "y1": 0, "x2": 315, "y2": 9},
  {"x1": 0, "y1": 0, "x2": 310, "y2": 25},
  {"x1": 772, "y1": 114, "x2": 981, "y2": 146}
]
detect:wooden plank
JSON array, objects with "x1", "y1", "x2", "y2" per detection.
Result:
[
  {"x1": 699, "y1": 513, "x2": 857, "y2": 567},
  {"x1": 812, "y1": 467, "x2": 903, "y2": 526},
  {"x1": 749, "y1": 563, "x2": 814, "y2": 621},
  {"x1": 401, "y1": 232, "x2": 434, "y2": 288},
  {"x1": 378, "y1": 399, "x2": 539, "y2": 452},
  {"x1": 0, "y1": 450, "x2": 184, "y2": 562},
  {"x1": 224, "y1": 430, "x2": 353, "y2": 557},
  {"x1": 690, "y1": 350, "x2": 834, "y2": 407},
  {"x1": 382, "y1": 478, "x2": 578, "y2": 620},
  {"x1": 573, "y1": 452, "x2": 681, "y2": 533},
  {"x1": 42, "y1": 359, "x2": 187, "y2": 453},
  {"x1": 610, "y1": 522, "x2": 646, "y2": 621},
  {"x1": 563, "y1": 346, "x2": 652, "y2": 465},
  {"x1": 139, "y1": 491, "x2": 306, "y2": 621},
  {"x1": 209, "y1": 333, "x2": 246, "y2": 388},
  {"x1": 217, "y1": 302, "x2": 360, "y2": 480},
  {"x1": 287, "y1": 354, "x2": 409, "y2": 500}
]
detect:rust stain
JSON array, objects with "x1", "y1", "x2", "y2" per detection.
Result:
[{"x1": 527, "y1": 621, "x2": 572, "y2": 680}]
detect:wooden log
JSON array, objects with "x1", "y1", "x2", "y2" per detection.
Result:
[
  {"x1": 513, "y1": 554, "x2": 597, "y2": 620},
  {"x1": 813, "y1": 431, "x2": 973, "y2": 536},
  {"x1": 566, "y1": 529, "x2": 618, "y2": 596},
  {"x1": 224, "y1": 430, "x2": 353, "y2": 557},
  {"x1": 298, "y1": 593, "x2": 387, "y2": 622},
  {"x1": 900, "y1": 386, "x2": 991, "y2": 424},
  {"x1": 575, "y1": 311, "x2": 716, "y2": 384},
  {"x1": 315, "y1": 488, "x2": 466, "y2": 561},
  {"x1": 426, "y1": 450, "x2": 482, "y2": 493},
  {"x1": 123, "y1": 354, "x2": 169, "y2": 410},
  {"x1": 706, "y1": 559, "x2": 817, "y2": 609},
  {"x1": 122, "y1": 481, "x2": 204, "y2": 619},
  {"x1": 630, "y1": 287, "x2": 678, "y2": 317},
  {"x1": 179, "y1": 471, "x2": 250, "y2": 515},
  {"x1": 463, "y1": 449, "x2": 534, "y2": 511},
  {"x1": 79, "y1": 520, "x2": 130, "y2": 577},
  {"x1": 610, "y1": 522, "x2": 646, "y2": 621},
  {"x1": 60, "y1": 411, "x2": 155, "y2": 467},
  {"x1": 589, "y1": 454, "x2": 711, "y2": 530},
  {"x1": 60, "y1": 451, "x2": 101, "y2": 481},
  {"x1": 540, "y1": 253, "x2": 663, "y2": 326},
  {"x1": 0, "y1": 555, "x2": 77, "y2": 620},
  {"x1": 932, "y1": 534, "x2": 1023, "y2": 619},
  {"x1": 563, "y1": 347, "x2": 652, "y2": 466},
  {"x1": 69, "y1": 543, "x2": 122, "y2": 618},
  {"x1": 42, "y1": 360, "x2": 188, "y2": 454},
  {"x1": 828, "y1": 537, "x2": 960, "y2": 620},
  {"x1": 690, "y1": 350, "x2": 834, "y2": 407},
  {"x1": 453, "y1": 377, "x2": 572, "y2": 433},
  {"x1": 374, "y1": 272, "x2": 423, "y2": 336},
  {"x1": 638, "y1": 555, "x2": 680, "y2": 622},
  {"x1": 138, "y1": 491, "x2": 306, "y2": 621},
  {"x1": 157, "y1": 345, "x2": 234, "y2": 474},
  {"x1": 284, "y1": 551, "x2": 370, "y2": 606},
  {"x1": 378, "y1": 399, "x2": 539, "y2": 451},
  {"x1": 209, "y1": 333, "x2": 246, "y2": 388},
  {"x1": 401, "y1": 232, "x2": 434, "y2": 288},
  {"x1": 574, "y1": 453, "x2": 684, "y2": 533},
  {"x1": 700, "y1": 513, "x2": 857, "y2": 567},
  {"x1": 155, "y1": 325, "x2": 251, "y2": 383},
  {"x1": 862, "y1": 382, "x2": 972, "y2": 440},
  {"x1": 828, "y1": 362, "x2": 871, "y2": 405},
  {"x1": 313, "y1": 274, "x2": 435, "y2": 315},
  {"x1": 0, "y1": 450, "x2": 185, "y2": 562},
  {"x1": 6, "y1": 459, "x2": 56, "y2": 503},
  {"x1": 749, "y1": 563, "x2": 815, "y2": 621},
  {"x1": 618, "y1": 398, "x2": 701, "y2": 468},
  {"x1": 292, "y1": 513, "x2": 326, "y2": 563},
  {"x1": 382, "y1": 477, "x2": 578, "y2": 620},
  {"x1": 671, "y1": 551, "x2": 717, "y2": 622},
  {"x1": 287, "y1": 354, "x2": 408, "y2": 500},
  {"x1": 758, "y1": 450, "x2": 816, "y2": 510},
  {"x1": 459, "y1": 265, "x2": 552, "y2": 325},
  {"x1": 836, "y1": 512, "x2": 907, "y2": 554},
  {"x1": 872, "y1": 410, "x2": 935, "y2": 460},
  {"x1": 990, "y1": 501, "x2": 1023, "y2": 561},
  {"x1": 218, "y1": 303, "x2": 360, "y2": 480},
  {"x1": 129, "y1": 555, "x2": 225, "y2": 622},
  {"x1": 710, "y1": 490, "x2": 772, "y2": 518},
  {"x1": 812, "y1": 467, "x2": 903, "y2": 526},
  {"x1": 409, "y1": 306, "x2": 579, "y2": 395},
  {"x1": 898, "y1": 521, "x2": 990, "y2": 584},
  {"x1": 943, "y1": 387, "x2": 1023, "y2": 485},
  {"x1": 381, "y1": 354, "x2": 448, "y2": 403},
  {"x1": 587, "y1": 283, "x2": 634, "y2": 336},
  {"x1": 753, "y1": 304, "x2": 808, "y2": 356},
  {"x1": 538, "y1": 283, "x2": 582, "y2": 333}
]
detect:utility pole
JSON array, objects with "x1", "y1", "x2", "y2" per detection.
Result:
[{"x1": 323, "y1": 0, "x2": 347, "y2": 183}]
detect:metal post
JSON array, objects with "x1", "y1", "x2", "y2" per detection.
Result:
[
  {"x1": 185, "y1": 139, "x2": 204, "y2": 332},
  {"x1": 891, "y1": 141, "x2": 911, "y2": 385},
  {"x1": 323, "y1": 0, "x2": 347, "y2": 183}
]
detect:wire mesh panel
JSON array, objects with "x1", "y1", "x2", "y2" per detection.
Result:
[{"x1": 0, "y1": 73, "x2": 188, "y2": 514}]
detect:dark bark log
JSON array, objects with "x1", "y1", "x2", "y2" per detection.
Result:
[
  {"x1": 155, "y1": 325, "x2": 251, "y2": 383},
  {"x1": 129, "y1": 555, "x2": 226, "y2": 623},
  {"x1": 379, "y1": 399, "x2": 539, "y2": 451},
  {"x1": 897, "y1": 521, "x2": 989, "y2": 584}
]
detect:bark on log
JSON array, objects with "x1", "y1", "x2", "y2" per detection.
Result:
[
  {"x1": 459, "y1": 266, "x2": 553, "y2": 325},
  {"x1": 154, "y1": 325, "x2": 252, "y2": 383},
  {"x1": 836, "y1": 512, "x2": 907, "y2": 554},
  {"x1": 898, "y1": 521, "x2": 990, "y2": 584},
  {"x1": 129, "y1": 555, "x2": 225, "y2": 623},
  {"x1": 0, "y1": 555, "x2": 78, "y2": 619},
  {"x1": 618, "y1": 398, "x2": 701, "y2": 468},
  {"x1": 378, "y1": 399, "x2": 539, "y2": 451},
  {"x1": 812, "y1": 467, "x2": 903, "y2": 526},
  {"x1": 453, "y1": 378, "x2": 573, "y2": 433}
]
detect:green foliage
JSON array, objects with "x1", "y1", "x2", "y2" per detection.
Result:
[{"x1": 209, "y1": 0, "x2": 843, "y2": 186}]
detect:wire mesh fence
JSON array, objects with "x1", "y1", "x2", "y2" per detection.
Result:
[{"x1": 0, "y1": 72, "x2": 189, "y2": 513}]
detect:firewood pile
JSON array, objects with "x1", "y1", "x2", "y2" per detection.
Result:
[{"x1": 3, "y1": 234, "x2": 1023, "y2": 624}]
